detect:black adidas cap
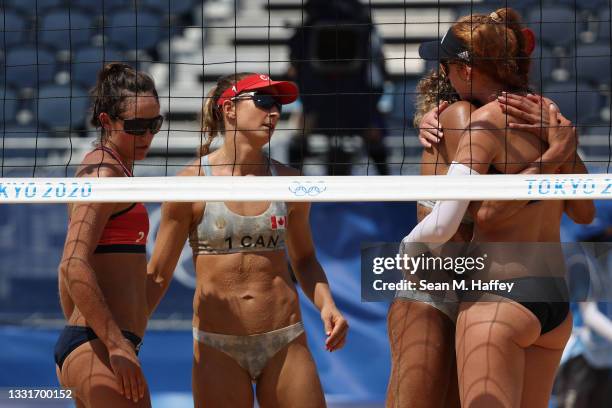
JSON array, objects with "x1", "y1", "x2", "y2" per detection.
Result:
[{"x1": 418, "y1": 27, "x2": 471, "y2": 62}]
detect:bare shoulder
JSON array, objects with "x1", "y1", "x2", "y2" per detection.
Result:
[
  {"x1": 440, "y1": 100, "x2": 475, "y2": 119},
  {"x1": 469, "y1": 103, "x2": 505, "y2": 131},
  {"x1": 439, "y1": 100, "x2": 476, "y2": 134},
  {"x1": 271, "y1": 159, "x2": 301, "y2": 177},
  {"x1": 177, "y1": 158, "x2": 204, "y2": 177},
  {"x1": 77, "y1": 150, "x2": 124, "y2": 178}
]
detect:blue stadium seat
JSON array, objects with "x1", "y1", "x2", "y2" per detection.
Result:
[
  {"x1": 0, "y1": 9, "x2": 27, "y2": 47},
  {"x1": 529, "y1": 45, "x2": 556, "y2": 87},
  {"x1": 575, "y1": 43, "x2": 611, "y2": 89},
  {"x1": 558, "y1": 0, "x2": 610, "y2": 11},
  {"x1": 527, "y1": 6, "x2": 579, "y2": 48},
  {"x1": 596, "y1": 7, "x2": 611, "y2": 41},
  {"x1": 457, "y1": 1, "x2": 532, "y2": 18},
  {"x1": 68, "y1": 0, "x2": 134, "y2": 16},
  {"x1": 142, "y1": 0, "x2": 195, "y2": 16},
  {"x1": 0, "y1": 87, "x2": 18, "y2": 126},
  {"x1": 71, "y1": 46, "x2": 124, "y2": 89},
  {"x1": 0, "y1": 125, "x2": 50, "y2": 159},
  {"x1": 38, "y1": 9, "x2": 95, "y2": 51},
  {"x1": 389, "y1": 79, "x2": 419, "y2": 129},
  {"x1": 5, "y1": 46, "x2": 56, "y2": 90},
  {"x1": 34, "y1": 84, "x2": 89, "y2": 130},
  {"x1": 543, "y1": 81, "x2": 602, "y2": 125},
  {"x1": 4, "y1": 0, "x2": 63, "y2": 15},
  {"x1": 107, "y1": 10, "x2": 167, "y2": 51}
]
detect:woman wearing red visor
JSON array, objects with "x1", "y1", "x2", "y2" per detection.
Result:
[{"x1": 148, "y1": 73, "x2": 348, "y2": 407}]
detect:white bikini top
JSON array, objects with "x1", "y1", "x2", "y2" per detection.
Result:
[{"x1": 188, "y1": 155, "x2": 288, "y2": 254}]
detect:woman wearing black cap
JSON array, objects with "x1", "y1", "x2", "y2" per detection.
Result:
[
  {"x1": 147, "y1": 73, "x2": 348, "y2": 407},
  {"x1": 398, "y1": 8, "x2": 594, "y2": 408}
]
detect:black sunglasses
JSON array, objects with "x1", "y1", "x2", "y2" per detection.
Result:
[
  {"x1": 233, "y1": 91, "x2": 282, "y2": 113},
  {"x1": 440, "y1": 60, "x2": 454, "y2": 76},
  {"x1": 114, "y1": 115, "x2": 164, "y2": 136}
]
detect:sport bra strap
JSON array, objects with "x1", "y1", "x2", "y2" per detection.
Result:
[
  {"x1": 201, "y1": 155, "x2": 211, "y2": 176},
  {"x1": 200, "y1": 155, "x2": 276, "y2": 176},
  {"x1": 94, "y1": 146, "x2": 133, "y2": 177}
]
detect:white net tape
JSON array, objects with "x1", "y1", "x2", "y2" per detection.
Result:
[{"x1": 1, "y1": 173, "x2": 610, "y2": 203}]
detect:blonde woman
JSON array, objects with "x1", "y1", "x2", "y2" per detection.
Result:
[{"x1": 147, "y1": 73, "x2": 348, "y2": 407}]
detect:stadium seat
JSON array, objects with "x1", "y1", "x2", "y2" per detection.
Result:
[
  {"x1": 38, "y1": 9, "x2": 95, "y2": 51},
  {"x1": 457, "y1": 1, "x2": 532, "y2": 18},
  {"x1": 0, "y1": 9, "x2": 27, "y2": 47},
  {"x1": 543, "y1": 80, "x2": 603, "y2": 125},
  {"x1": 0, "y1": 87, "x2": 18, "y2": 126},
  {"x1": 4, "y1": 0, "x2": 63, "y2": 15},
  {"x1": 5, "y1": 46, "x2": 56, "y2": 90},
  {"x1": 596, "y1": 7, "x2": 611, "y2": 41},
  {"x1": 107, "y1": 10, "x2": 167, "y2": 52},
  {"x1": 558, "y1": 0, "x2": 609, "y2": 11},
  {"x1": 529, "y1": 45, "x2": 556, "y2": 87},
  {"x1": 71, "y1": 46, "x2": 124, "y2": 89},
  {"x1": 0, "y1": 125, "x2": 50, "y2": 159},
  {"x1": 35, "y1": 84, "x2": 89, "y2": 130},
  {"x1": 575, "y1": 43, "x2": 611, "y2": 89},
  {"x1": 526, "y1": 6, "x2": 579, "y2": 48},
  {"x1": 389, "y1": 79, "x2": 419, "y2": 130},
  {"x1": 66, "y1": 0, "x2": 132, "y2": 16},
  {"x1": 142, "y1": 0, "x2": 195, "y2": 16}
]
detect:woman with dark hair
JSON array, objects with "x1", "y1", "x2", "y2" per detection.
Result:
[
  {"x1": 400, "y1": 8, "x2": 594, "y2": 408},
  {"x1": 147, "y1": 72, "x2": 348, "y2": 407},
  {"x1": 55, "y1": 63, "x2": 162, "y2": 407}
]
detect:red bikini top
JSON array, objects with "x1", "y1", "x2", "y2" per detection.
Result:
[{"x1": 84, "y1": 146, "x2": 149, "y2": 254}]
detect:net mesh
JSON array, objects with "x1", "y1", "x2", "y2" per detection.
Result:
[
  {"x1": 0, "y1": 0, "x2": 610, "y2": 350},
  {"x1": 1, "y1": 0, "x2": 610, "y2": 183}
]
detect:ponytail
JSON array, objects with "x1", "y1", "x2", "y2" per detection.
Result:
[{"x1": 197, "y1": 72, "x2": 253, "y2": 157}]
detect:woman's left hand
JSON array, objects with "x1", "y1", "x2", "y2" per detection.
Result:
[
  {"x1": 498, "y1": 92, "x2": 551, "y2": 139},
  {"x1": 320, "y1": 305, "x2": 349, "y2": 352}
]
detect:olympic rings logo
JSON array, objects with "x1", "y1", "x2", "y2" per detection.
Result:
[{"x1": 288, "y1": 181, "x2": 327, "y2": 196}]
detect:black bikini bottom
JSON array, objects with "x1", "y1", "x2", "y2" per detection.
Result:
[
  {"x1": 54, "y1": 325, "x2": 142, "y2": 371},
  {"x1": 461, "y1": 276, "x2": 569, "y2": 335}
]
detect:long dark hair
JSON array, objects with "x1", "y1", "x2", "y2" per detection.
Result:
[{"x1": 90, "y1": 62, "x2": 159, "y2": 142}]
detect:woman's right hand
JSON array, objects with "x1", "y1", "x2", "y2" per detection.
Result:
[
  {"x1": 108, "y1": 340, "x2": 146, "y2": 403},
  {"x1": 418, "y1": 101, "x2": 449, "y2": 147}
]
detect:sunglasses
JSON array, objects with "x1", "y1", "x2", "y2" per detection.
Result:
[
  {"x1": 440, "y1": 60, "x2": 452, "y2": 76},
  {"x1": 114, "y1": 115, "x2": 164, "y2": 136},
  {"x1": 440, "y1": 59, "x2": 468, "y2": 77},
  {"x1": 232, "y1": 91, "x2": 282, "y2": 113}
]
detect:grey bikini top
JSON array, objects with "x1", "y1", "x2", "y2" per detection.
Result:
[{"x1": 188, "y1": 156, "x2": 288, "y2": 255}]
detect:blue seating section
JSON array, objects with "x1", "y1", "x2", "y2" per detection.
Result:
[
  {"x1": 38, "y1": 9, "x2": 96, "y2": 51},
  {"x1": 71, "y1": 46, "x2": 125, "y2": 89},
  {"x1": 0, "y1": 125, "x2": 50, "y2": 159},
  {"x1": 1, "y1": 0, "x2": 612, "y2": 158},
  {"x1": 5, "y1": 46, "x2": 57, "y2": 90},
  {"x1": 35, "y1": 84, "x2": 89, "y2": 130},
  {"x1": 0, "y1": 0, "x2": 202, "y2": 141},
  {"x1": 107, "y1": 10, "x2": 166, "y2": 51}
]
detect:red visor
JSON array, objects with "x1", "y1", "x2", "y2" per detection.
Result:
[{"x1": 216, "y1": 74, "x2": 299, "y2": 107}]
